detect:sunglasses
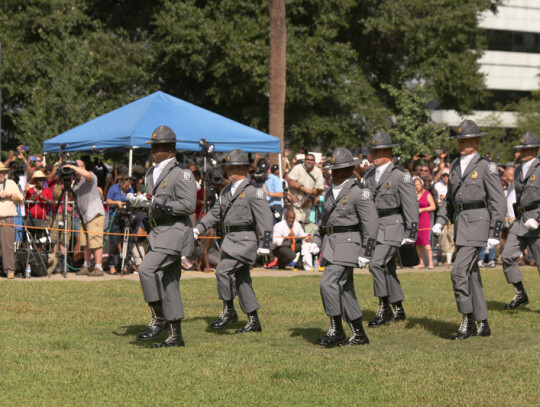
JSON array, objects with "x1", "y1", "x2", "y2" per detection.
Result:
[{"x1": 305, "y1": 158, "x2": 315, "y2": 161}]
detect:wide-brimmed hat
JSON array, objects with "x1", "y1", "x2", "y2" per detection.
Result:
[
  {"x1": 224, "y1": 149, "x2": 250, "y2": 166},
  {"x1": 370, "y1": 131, "x2": 400, "y2": 150},
  {"x1": 323, "y1": 147, "x2": 361, "y2": 170},
  {"x1": 450, "y1": 120, "x2": 487, "y2": 139},
  {"x1": 31, "y1": 170, "x2": 47, "y2": 180},
  {"x1": 514, "y1": 132, "x2": 540, "y2": 150},
  {"x1": 0, "y1": 163, "x2": 10, "y2": 172},
  {"x1": 145, "y1": 125, "x2": 179, "y2": 144}
]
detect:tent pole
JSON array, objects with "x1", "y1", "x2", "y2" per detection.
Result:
[
  {"x1": 278, "y1": 152, "x2": 283, "y2": 207},
  {"x1": 128, "y1": 148, "x2": 133, "y2": 176}
]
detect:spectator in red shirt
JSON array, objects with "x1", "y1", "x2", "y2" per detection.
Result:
[{"x1": 25, "y1": 170, "x2": 53, "y2": 245}]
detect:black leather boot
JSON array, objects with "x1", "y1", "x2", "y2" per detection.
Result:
[
  {"x1": 138, "y1": 301, "x2": 168, "y2": 341},
  {"x1": 341, "y1": 318, "x2": 370, "y2": 346},
  {"x1": 368, "y1": 298, "x2": 393, "y2": 328},
  {"x1": 390, "y1": 302, "x2": 406, "y2": 322},
  {"x1": 318, "y1": 316, "x2": 346, "y2": 347},
  {"x1": 505, "y1": 285, "x2": 529, "y2": 310},
  {"x1": 235, "y1": 310, "x2": 262, "y2": 333},
  {"x1": 210, "y1": 300, "x2": 239, "y2": 329},
  {"x1": 153, "y1": 320, "x2": 185, "y2": 348},
  {"x1": 475, "y1": 319, "x2": 491, "y2": 337},
  {"x1": 451, "y1": 313, "x2": 477, "y2": 340}
]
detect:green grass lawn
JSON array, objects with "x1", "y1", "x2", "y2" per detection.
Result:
[{"x1": 1, "y1": 268, "x2": 538, "y2": 406}]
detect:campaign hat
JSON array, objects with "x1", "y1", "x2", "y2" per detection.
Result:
[
  {"x1": 323, "y1": 147, "x2": 361, "y2": 170},
  {"x1": 145, "y1": 125, "x2": 179, "y2": 144}
]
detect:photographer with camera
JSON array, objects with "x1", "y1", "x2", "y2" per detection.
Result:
[
  {"x1": 105, "y1": 175, "x2": 134, "y2": 274},
  {"x1": 0, "y1": 163, "x2": 24, "y2": 279},
  {"x1": 288, "y1": 153, "x2": 324, "y2": 225},
  {"x1": 62, "y1": 160, "x2": 106, "y2": 277}
]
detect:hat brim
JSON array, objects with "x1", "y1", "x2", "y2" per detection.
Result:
[
  {"x1": 145, "y1": 139, "x2": 179, "y2": 144},
  {"x1": 449, "y1": 132, "x2": 487, "y2": 140},
  {"x1": 0, "y1": 169, "x2": 10, "y2": 172},
  {"x1": 371, "y1": 143, "x2": 400, "y2": 150},
  {"x1": 224, "y1": 161, "x2": 250, "y2": 167},
  {"x1": 323, "y1": 157, "x2": 362, "y2": 170},
  {"x1": 513, "y1": 143, "x2": 540, "y2": 150}
]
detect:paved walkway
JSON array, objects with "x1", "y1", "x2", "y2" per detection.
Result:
[{"x1": 1, "y1": 264, "x2": 503, "y2": 282}]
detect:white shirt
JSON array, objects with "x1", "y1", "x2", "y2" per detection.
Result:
[
  {"x1": 521, "y1": 157, "x2": 536, "y2": 180},
  {"x1": 506, "y1": 183, "x2": 516, "y2": 218},
  {"x1": 433, "y1": 181, "x2": 448, "y2": 204},
  {"x1": 230, "y1": 179, "x2": 245, "y2": 196},
  {"x1": 332, "y1": 178, "x2": 353, "y2": 200},
  {"x1": 152, "y1": 157, "x2": 174, "y2": 184},
  {"x1": 375, "y1": 161, "x2": 391, "y2": 183},
  {"x1": 272, "y1": 219, "x2": 307, "y2": 247},
  {"x1": 459, "y1": 153, "x2": 477, "y2": 176}
]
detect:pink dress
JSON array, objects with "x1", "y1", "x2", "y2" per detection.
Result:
[{"x1": 415, "y1": 190, "x2": 431, "y2": 246}]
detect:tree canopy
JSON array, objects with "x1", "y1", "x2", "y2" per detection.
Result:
[{"x1": 1, "y1": 0, "x2": 504, "y2": 160}]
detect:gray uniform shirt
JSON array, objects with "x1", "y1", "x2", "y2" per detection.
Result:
[
  {"x1": 312, "y1": 178, "x2": 378, "y2": 267},
  {"x1": 510, "y1": 157, "x2": 540, "y2": 237},
  {"x1": 363, "y1": 163, "x2": 419, "y2": 246},
  {"x1": 436, "y1": 153, "x2": 507, "y2": 247},
  {"x1": 145, "y1": 158, "x2": 197, "y2": 256},
  {"x1": 196, "y1": 178, "x2": 274, "y2": 264}
]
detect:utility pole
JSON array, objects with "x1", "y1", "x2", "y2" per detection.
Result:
[{"x1": 0, "y1": 42, "x2": 3, "y2": 158}]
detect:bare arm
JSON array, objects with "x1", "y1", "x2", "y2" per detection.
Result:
[{"x1": 420, "y1": 192, "x2": 437, "y2": 213}]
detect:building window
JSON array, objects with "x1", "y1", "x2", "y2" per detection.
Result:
[{"x1": 485, "y1": 29, "x2": 540, "y2": 53}]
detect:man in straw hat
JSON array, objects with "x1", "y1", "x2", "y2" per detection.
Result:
[
  {"x1": 309, "y1": 148, "x2": 379, "y2": 347},
  {"x1": 500, "y1": 132, "x2": 540, "y2": 310},
  {"x1": 432, "y1": 120, "x2": 506, "y2": 340},
  {"x1": 129, "y1": 125, "x2": 197, "y2": 348},
  {"x1": 363, "y1": 132, "x2": 419, "y2": 327},
  {"x1": 25, "y1": 170, "x2": 54, "y2": 245},
  {"x1": 0, "y1": 163, "x2": 24, "y2": 279},
  {"x1": 194, "y1": 149, "x2": 274, "y2": 334}
]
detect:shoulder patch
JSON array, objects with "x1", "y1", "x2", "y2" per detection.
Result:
[
  {"x1": 488, "y1": 162, "x2": 497, "y2": 174},
  {"x1": 183, "y1": 170, "x2": 193, "y2": 181},
  {"x1": 256, "y1": 188, "x2": 265, "y2": 199},
  {"x1": 403, "y1": 173, "x2": 412, "y2": 183},
  {"x1": 361, "y1": 188, "x2": 372, "y2": 200}
]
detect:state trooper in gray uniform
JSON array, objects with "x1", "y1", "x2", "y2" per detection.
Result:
[
  {"x1": 309, "y1": 148, "x2": 379, "y2": 347},
  {"x1": 501, "y1": 132, "x2": 540, "y2": 310},
  {"x1": 432, "y1": 120, "x2": 506, "y2": 340},
  {"x1": 194, "y1": 149, "x2": 274, "y2": 334},
  {"x1": 130, "y1": 126, "x2": 197, "y2": 348},
  {"x1": 363, "y1": 132, "x2": 419, "y2": 327}
]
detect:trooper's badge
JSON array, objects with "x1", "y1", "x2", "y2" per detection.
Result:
[
  {"x1": 489, "y1": 162, "x2": 497, "y2": 174},
  {"x1": 343, "y1": 197, "x2": 348, "y2": 204},
  {"x1": 361, "y1": 189, "x2": 371, "y2": 200},
  {"x1": 386, "y1": 182, "x2": 391, "y2": 190},
  {"x1": 162, "y1": 180, "x2": 168, "y2": 188},
  {"x1": 471, "y1": 171, "x2": 478, "y2": 180},
  {"x1": 239, "y1": 191, "x2": 245, "y2": 199},
  {"x1": 256, "y1": 189, "x2": 264, "y2": 199},
  {"x1": 531, "y1": 175, "x2": 536, "y2": 182},
  {"x1": 403, "y1": 173, "x2": 412, "y2": 183}
]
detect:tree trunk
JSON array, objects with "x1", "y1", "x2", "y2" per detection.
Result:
[{"x1": 269, "y1": 0, "x2": 286, "y2": 167}]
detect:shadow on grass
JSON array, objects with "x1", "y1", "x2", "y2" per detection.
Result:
[
  {"x1": 189, "y1": 316, "x2": 244, "y2": 334},
  {"x1": 113, "y1": 325, "x2": 167, "y2": 348},
  {"x1": 289, "y1": 327, "x2": 327, "y2": 344},
  {"x1": 404, "y1": 317, "x2": 457, "y2": 339},
  {"x1": 487, "y1": 300, "x2": 536, "y2": 313}
]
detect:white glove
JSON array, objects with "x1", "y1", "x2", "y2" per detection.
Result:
[
  {"x1": 137, "y1": 194, "x2": 154, "y2": 208},
  {"x1": 486, "y1": 238, "x2": 500, "y2": 250},
  {"x1": 126, "y1": 192, "x2": 138, "y2": 206},
  {"x1": 309, "y1": 243, "x2": 320, "y2": 255},
  {"x1": 525, "y1": 218, "x2": 539, "y2": 231},
  {"x1": 257, "y1": 248, "x2": 271, "y2": 256},
  {"x1": 357, "y1": 256, "x2": 369, "y2": 268},
  {"x1": 432, "y1": 223, "x2": 442, "y2": 236},
  {"x1": 401, "y1": 238, "x2": 415, "y2": 246},
  {"x1": 193, "y1": 228, "x2": 200, "y2": 240}
]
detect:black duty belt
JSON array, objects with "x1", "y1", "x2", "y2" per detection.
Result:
[
  {"x1": 514, "y1": 201, "x2": 540, "y2": 216},
  {"x1": 377, "y1": 208, "x2": 401, "y2": 218},
  {"x1": 320, "y1": 224, "x2": 360, "y2": 235},
  {"x1": 454, "y1": 201, "x2": 486, "y2": 213},
  {"x1": 147, "y1": 215, "x2": 187, "y2": 229},
  {"x1": 222, "y1": 225, "x2": 256, "y2": 234}
]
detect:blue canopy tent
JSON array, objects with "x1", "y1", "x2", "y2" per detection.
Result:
[{"x1": 43, "y1": 91, "x2": 280, "y2": 172}]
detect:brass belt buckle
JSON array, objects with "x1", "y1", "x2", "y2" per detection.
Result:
[
  {"x1": 518, "y1": 207, "x2": 525, "y2": 215},
  {"x1": 327, "y1": 225, "x2": 334, "y2": 234},
  {"x1": 148, "y1": 218, "x2": 157, "y2": 229},
  {"x1": 455, "y1": 203, "x2": 463, "y2": 212}
]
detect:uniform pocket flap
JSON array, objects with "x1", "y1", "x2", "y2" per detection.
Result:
[{"x1": 467, "y1": 211, "x2": 486, "y2": 222}]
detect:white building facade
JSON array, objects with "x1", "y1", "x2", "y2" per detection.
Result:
[{"x1": 432, "y1": 0, "x2": 540, "y2": 128}]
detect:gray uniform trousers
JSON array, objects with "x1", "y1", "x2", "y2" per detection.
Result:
[
  {"x1": 139, "y1": 250, "x2": 183, "y2": 321},
  {"x1": 215, "y1": 253, "x2": 260, "y2": 314},
  {"x1": 451, "y1": 246, "x2": 488, "y2": 321},
  {"x1": 320, "y1": 264, "x2": 363, "y2": 322},
  {"x1": 369, "y1": 244, "x2": 404, "y2": 303},
  {"x1": 501, "y1": 233, "x2": 540, "y2": 283}
]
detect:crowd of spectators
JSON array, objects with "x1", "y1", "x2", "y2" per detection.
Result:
[{"x1": 0, "y1": 140, "x2": 529, "y2": 278}]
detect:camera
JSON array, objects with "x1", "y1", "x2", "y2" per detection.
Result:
[
  {"x1": 58, "y1": 160, "x2": 78, "y2": 187},
  {"x1": 252, "y1": 159, "x2": 269, "y2": 185}
]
